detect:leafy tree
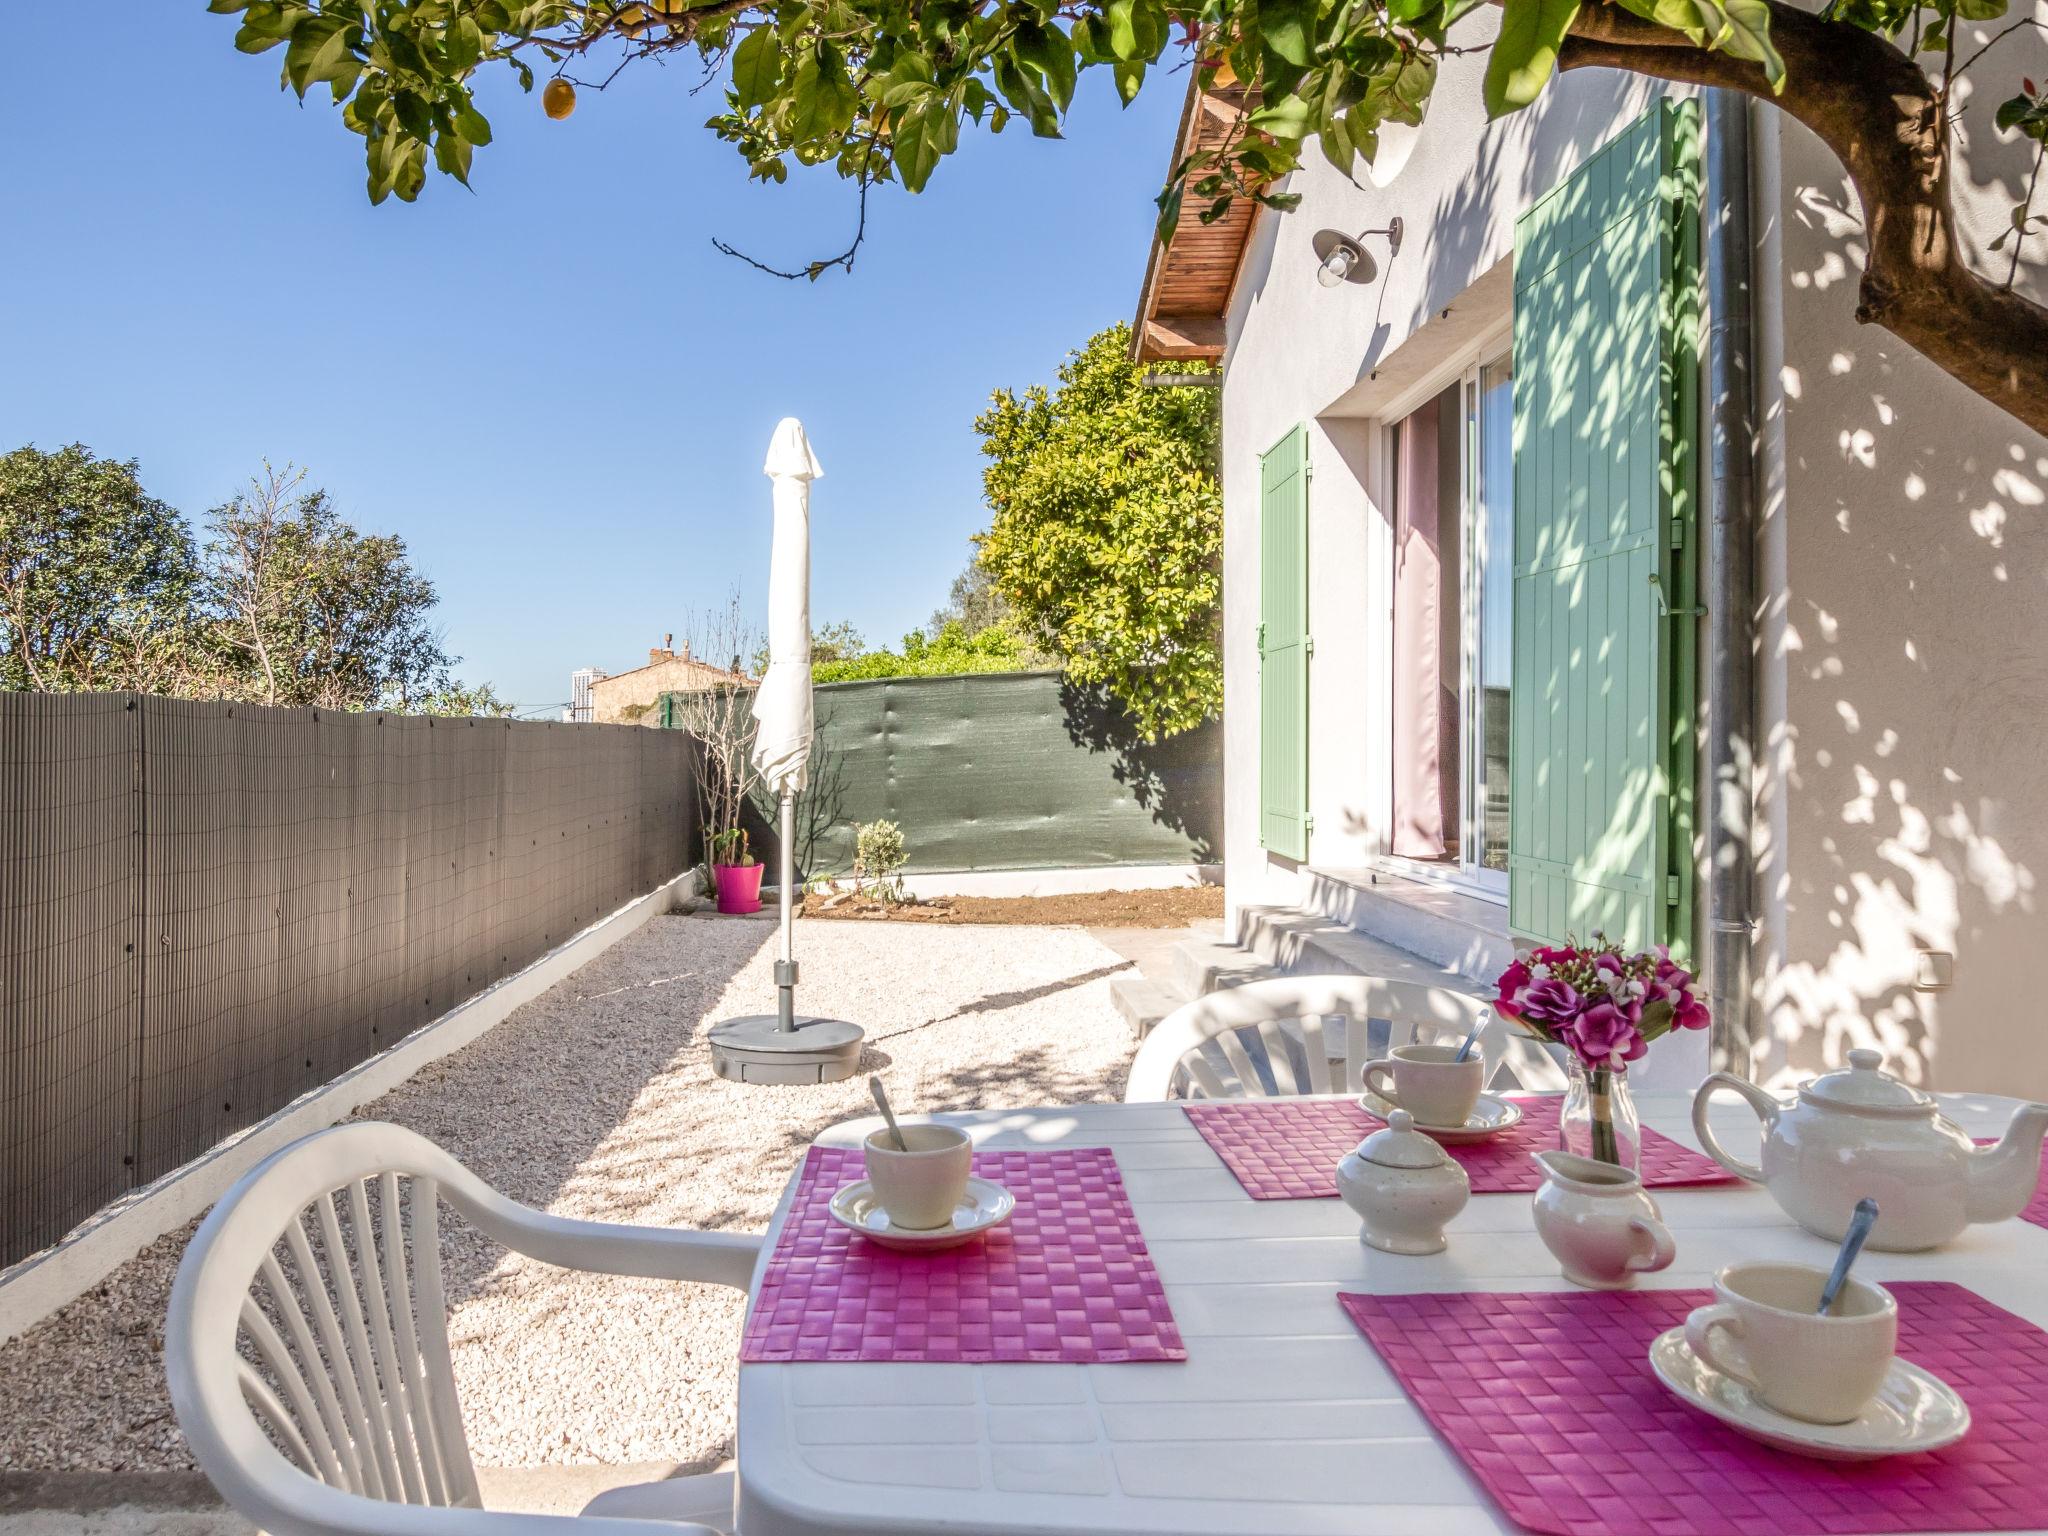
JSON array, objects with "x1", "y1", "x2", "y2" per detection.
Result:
[
  {"x1": 199, "y1": 467, "x2": 461, "y2": 711},
  {"x1": 205, "y1": 0, "x2": 2048, "y2": 435},
  {"x1": 812, "y1": 618, "x2": 1037, "y2": 680},
  {"x1": 411, "y1": 677, "x2": 518, "y2": 716},
  {"x1": 927, "y1": 553, "x2": 1013, "y2": 642},
  {"x1": 974, "y1": 324, "x2": 1219, "y2": 740},
  {"x1": 0, "y1": 444, "x2": 203, "y2": 694},
  {"x1": 1, "y1": 443, "x2": 506, "y2": 714},
  {"x1": 751, "y1": 617, "x2": 866, "y2": 675}
]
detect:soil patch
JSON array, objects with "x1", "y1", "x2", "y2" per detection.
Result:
[{"x1": 802, "y1": 884, "x2": 1222, "y2": 928}]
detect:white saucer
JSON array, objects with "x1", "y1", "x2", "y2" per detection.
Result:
[
  {"x1": 1359, "y1": 1090, "x2": 1524, "y2": 1143},
  {"x1": 827, "y1": 1177, "x2": 1015, "y2": 1252},
  {"x1": 1649, "y1": 1326, "x2": 1971, "y2": 1461}
]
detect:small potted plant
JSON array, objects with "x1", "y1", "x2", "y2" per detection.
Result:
[
  {"x1": 710, "y1": 827, "x2": 763, "y2": 915},
  {"x1": 1493, "y1": 936, "x2": 1710, "y2": 1172}
]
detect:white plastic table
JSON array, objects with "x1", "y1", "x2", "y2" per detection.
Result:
[{"x1": 734, "y1": 1090, "x2": 2048, "y2": 1536}]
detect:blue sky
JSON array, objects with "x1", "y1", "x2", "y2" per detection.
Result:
[{"x1": 0, "y1": 7, "x2": 1184, "y2": 713}]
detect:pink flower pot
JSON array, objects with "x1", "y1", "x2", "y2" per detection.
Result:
[{"x1": 714, "y1": 862, "x2": 764, "y2": 915}]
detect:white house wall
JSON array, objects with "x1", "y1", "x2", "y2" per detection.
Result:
[
  {"x1": 1757, "y1": 77, "x2": 2048, "y2": 1096},
  {"x1": 1219, "y1": 17, "x2": 1671, "y2": 924},
  {"x1": 1218, "y1": 9, "x2": 2048, "y2": 1095}
]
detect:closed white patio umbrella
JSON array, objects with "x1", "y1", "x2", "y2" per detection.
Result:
[
  {"x1": 751, "y1": 417, "x2": 821, "y2": 797},
  {"x1": 707, "y1": 418, "x2": 864, "y2": 1085}
]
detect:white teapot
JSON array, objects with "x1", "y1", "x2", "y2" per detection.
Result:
[{"x1": 1693, "y1": 1049, "x2": 2048, "y2": 1251}]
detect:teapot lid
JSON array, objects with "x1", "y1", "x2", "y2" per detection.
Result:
[
  {"x1": 1358, "y1": 1109, "x2": 1452, "y2": 1169},
  {"x1": 1800, "y1": 1048, "x2": 1936, "y2": 1114}
]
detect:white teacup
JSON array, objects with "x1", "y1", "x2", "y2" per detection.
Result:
[
  {"x1": 1684, "y1": 1262, "x2": 1899, "y2": 1424},
  {"x1": 863, "y1": 1124, "x2": 972, "y2": 1231},
  {"x1": 1362, "y1": 1044, "x2": 1483, "y2": 1128}
]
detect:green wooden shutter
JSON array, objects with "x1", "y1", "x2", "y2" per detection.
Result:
[
  {"x1": 1507, "y1": 99, "x2": 1700, "y2": 954},
  {"x1": 1260, "y1": 424, "x2": 1310, "y2": 861}
]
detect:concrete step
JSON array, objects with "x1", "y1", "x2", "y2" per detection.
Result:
[
  {"x1": 1301, "y1": 867, "x2": 1516, "y2": 984},
  {"x1": 1109, "y1": 975, "x2": 1184, "y2": 1040},
  {"x1": 1235, "y1": 905, "x2": 1487, "y2": 994},
  {"x1": 1169, "y1": 936, "x2": 1273, "y2": 1000}
]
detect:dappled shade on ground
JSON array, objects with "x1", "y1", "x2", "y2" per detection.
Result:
[{"x1": 0, "y1": 917, "x2": 1138, "y2": 1473}]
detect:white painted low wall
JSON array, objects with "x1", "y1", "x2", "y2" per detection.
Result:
[
  {"x1": 875, "y1": 863, "x2": 1222, "y2": 900},
  {"x1": 0, "y1": 869, "x2": 699, "y2": 1347}
]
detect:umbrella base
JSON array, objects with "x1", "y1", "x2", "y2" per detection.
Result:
[{"x1": 707, "y1": 1013, "x2": 865, "y2": 1085}]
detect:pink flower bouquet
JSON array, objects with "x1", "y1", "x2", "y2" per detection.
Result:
[
  {"x1": 1493, "y1": 936, "x2": 1709, "y2": 1071},
  {"x1": 1494, "y1": 936, "x2": 1710, "y2": 1167}
]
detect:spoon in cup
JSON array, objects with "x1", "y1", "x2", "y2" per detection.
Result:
[
  {"x1": 1818, "y1": 1197, "x2": 1880, "y2": 1315},
  {"x1": 869, "y1": 1075, "x2": 909, "y2": 1151}
]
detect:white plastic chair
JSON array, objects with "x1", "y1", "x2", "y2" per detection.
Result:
[
  {"x1": 165, "y1": 1121, "x2": 761, "y2": 1536},
  {"x1": 1124, "y1": 974, "x2": 1553, "y2": 1102}
]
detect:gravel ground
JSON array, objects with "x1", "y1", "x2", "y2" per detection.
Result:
[{"x1": 0, "y1": 915, "x2": 1137, "y2": 1474}]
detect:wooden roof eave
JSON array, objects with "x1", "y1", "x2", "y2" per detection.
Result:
[{"x1": 1130, "y1": 71, "x2": 1260, "y2": 366}]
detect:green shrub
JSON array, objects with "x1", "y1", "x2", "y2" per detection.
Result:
[{"x1": 853, "y1": 819, "x2": 907, "y2": 900}]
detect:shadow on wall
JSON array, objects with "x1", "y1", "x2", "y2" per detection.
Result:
[
  {"x1": 1058, "y1": 679, "x2": 1221, "y2": 864},
  {"x1": 1388, "y1": 72, "x2": 1663, "y2": 391},
  {"x1": 1757, "y1": 104, "x2": 2046, "y2": 1096}
]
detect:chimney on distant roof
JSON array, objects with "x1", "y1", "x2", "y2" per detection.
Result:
[{"x1": 648, "y1": 631, "x2": 678, "y2": 666}]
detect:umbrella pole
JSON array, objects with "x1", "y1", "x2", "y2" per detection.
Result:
[{"x1": 776, "y1": 786, "x2": 796, "y2": 1032}]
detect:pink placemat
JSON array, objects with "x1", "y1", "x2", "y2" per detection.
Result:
[
  {"x1": 2024, "y1": 1141, "x2": 2048, "y2": 1228},
  {"x1": 739, "y1": 1144, "x2": 1185, "y2": 1364},
  {"x1": 1341, "y1": 1282, "x2": 2048, "y2": 1536},
  {"x1": 1183, "y1": 1094, "x2": 1738, "y2": 1199}
]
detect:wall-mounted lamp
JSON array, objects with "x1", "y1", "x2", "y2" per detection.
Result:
[{"x1": 1311, "y1": 217, "x2": 1404, "y2": 288}]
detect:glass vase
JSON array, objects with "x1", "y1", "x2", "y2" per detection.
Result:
[{"x1": 1560, "y1": 1057, "x2": 1641, "y2": 1174}]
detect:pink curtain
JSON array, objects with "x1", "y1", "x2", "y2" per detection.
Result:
[{"x1": 1391, "y1": 397, "x2": 1451, "y2": 859}]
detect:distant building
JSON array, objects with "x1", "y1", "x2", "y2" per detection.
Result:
[
  {"x1": 565, "y1": 666, "x2": 607, "y2": 722},
  {"x1": 586, "y1": 635, "x2": 751, "y2": 725}
]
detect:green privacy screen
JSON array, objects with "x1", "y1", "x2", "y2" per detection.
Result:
[
  {"x1": 1260, "y1": 424, "x2": 1311, "y2": 861},
  {"x1": 663, "y1": 671, "x2": 1220, "y2": 875},
  {"x1": 1507, "y1": 99, "x2": 1700, "y2": 954}
]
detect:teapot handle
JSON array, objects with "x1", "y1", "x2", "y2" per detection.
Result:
[{"x1": 1692, "y1": 1072, "x2": 1772, "y2": 1184}]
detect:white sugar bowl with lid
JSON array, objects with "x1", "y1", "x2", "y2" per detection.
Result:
[
  {"x1": 1693, "y1": 1048, "x2": 2048, "y2": 1251},
  {"x1": 1336, "y1": 1109, "x2": 1471, "y2": 1255}
]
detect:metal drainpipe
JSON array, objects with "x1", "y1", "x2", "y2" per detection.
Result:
[{"x1": 1701, "y1": 89, "x2": 1760, "y2": 1078}]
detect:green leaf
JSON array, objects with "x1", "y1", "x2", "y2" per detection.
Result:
[
  {"x1": 1105, "y1": 0, "x2": 1140, "y2": 59},
  {"x1": 1693, "y1": 0, "x2": 1784, "y2": 88},
  {"x1": 285, "y1": 16, "x2": 356, "y2": 98},
  {"x1": 731, "y1": 25, "x2": 781, "y2": 109},
  {"x1": 393, "y1": 140, "x2": 428, "y2": 202},
  {"x1": 1482, "y1": 0, "x2": 1582, "y2": 116},
  {"x1": 1072, "y1": 14, "x2": 1113, "y2": 62},
  {"x1": 1611, "y1": 0, "x2": 1708, "y2": 43},
  {"x1": 454, "y1": 104, "x2": 493, "y2": 145},
  {"x1": 1260, "y1": 0, "x2": 1317, "y2": 66},
  {"x1": 1114, "y1": 59, "x2": 1145, "y2": 105},
  {"x1": 1248, "y1": 92, "x2": 1314, "y2": 136},
  {"x1": 1154, "y1": 177, "x2": 1184, "y2": 243},
  {"x1": 445, "y1": 16, "x2": 486, "y2": 71},
  {"x1": 789, "y1": 47, "x2": 857, "y2": 139},
  {"x1": 1015, "y1": 25, "x2": 1077, "y2": 111},
  {"x1": 1319, "y1": 108, "x2": 1356, "y2": 175},
  {"x1": 433, "y1": 131, "x2": 474, "y2": 185},
  {"x1": 234, "y1": 21, "x2": 288, "y2": 53}
]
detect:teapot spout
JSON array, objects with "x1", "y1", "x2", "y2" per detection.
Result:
[{"x1": 1965, "y1": 1102, "x2": 2048, "y2": 1224}]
